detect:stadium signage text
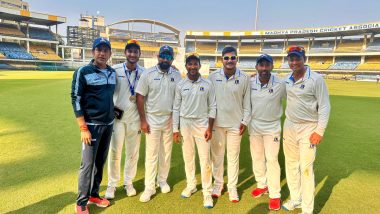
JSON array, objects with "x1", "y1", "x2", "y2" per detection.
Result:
[{"x1": 263, "y1": 23, "x2": 380, "y2": 35}]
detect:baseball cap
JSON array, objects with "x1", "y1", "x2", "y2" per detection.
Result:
[
  {"x1": 256, "y1": 54, "x2": 273, "y2": 65},
  {"x1": 185, "y1": 52, "x2": 200, "y2": 64},
  {"x1": 287, "y1": 45, "x2": 306, "y2": 58},
  {"x1": 125, "y1": 39, "x2": 140, "y2": 51},
  {"x1": 92, "y1": 37, "x2": 111, "y2": 50},
  {"x1": 159, "y1": 45, "x2": 174, "y2": 56}
]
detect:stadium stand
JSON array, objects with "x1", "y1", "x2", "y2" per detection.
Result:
[
  {"x1": 110, "y1": 41, "x2": 125, "y2": 49},
  {"x1": 286, "y1": 41, "x2": 309, "y2": 51},
  {"x1": 0, "y1": 63, "x2": 13, "y2": 69},
  {"x1": 29, "y1": 44, "x2": 62, "y2": 61},
  {"x1": 186, "y1": 41, "x2": 195, "y2": 52},
  {"x1": 217, "y1": 43, "x2": 238, "y2": 53},
  {"x1": 272, "y1": 57, "x2": 282, "y2": 69},
  {"x1": 239, "y1": 42, "x2": 260, "y2": 54},
  {"x1": 22, "y1": 27, "x2": 56, "y2": 41},
  {"x1": 262, "y1": 42, "x2": 284, "y2": 54},
  {"x1": 329, "y1": 57, "x2": 361, "y2": 70},
  {"x1": 201, "y1": 56, "x2": 216, "y2": 68},
  {"x1": 309, "y1": 40, "x2": 334, "y2": 53},
  {"x1": 197, "y1": 42, "x2": 216, "y2": 54},
  {"x1": 308, "y1": 57, "x2": 333, "y2": 70},
  {"x1": 335, "y1": 40, "x2": 363, "y2": 53},
  {"x1": 0, "y1": 42, "x2": 34, "y2": 60},
  {"x1": 365, "y1": 38, "x2": 380, "y2": 52},
  {"x1": 0, "y1": 23, "x2": 25, "y2": 37},
  {"x1": 357, "y1": 56, "x2": 380, "y2": 70},
  {"x1": 239, "y1": 57, "x2": 256, "y2": 69},
  {"x1": 0, "y1": 52, "x2": 5, "y2": 58}
]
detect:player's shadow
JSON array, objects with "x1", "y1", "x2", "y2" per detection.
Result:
[{"x1": 6, "y1": 192, "x2": 76, "y2": 214}]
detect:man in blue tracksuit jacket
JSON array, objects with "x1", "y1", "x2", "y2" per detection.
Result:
[{"x1": 71, "y1": 37, "x2": 116, "y2": 214}]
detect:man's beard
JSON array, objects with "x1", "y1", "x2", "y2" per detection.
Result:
[{"x1": 159, "y1": 62, "x2": 171, "y2": 70}]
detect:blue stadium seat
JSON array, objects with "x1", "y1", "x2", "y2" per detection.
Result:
[{"x1": 0, "y1": 42, "x2": 35, "y2": 60}]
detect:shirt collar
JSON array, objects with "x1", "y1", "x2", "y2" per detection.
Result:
[{"x1": 288, "y1": 66, "x2": 310, "y2": 83}]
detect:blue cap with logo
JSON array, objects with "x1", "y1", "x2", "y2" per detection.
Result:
[
  {"x1": 159, "y1": 45, "x2": 174, "y2": 56},
  {"x1": 92, "y1": 37, "x2": 111, "y2": 50},
  {"x1": 256, "y1": 54, "x2": 273, "y2": 65}
]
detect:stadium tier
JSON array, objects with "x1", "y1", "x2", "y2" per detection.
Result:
[
  {"x1": 217, "y1": 42, "x2": 238, "y2": 53},
  {"x1": 197, "y1": 42, "x2": 216, "y2": 54},
  {"x1": 0, "y1": 23, "x2": 25, "y2": 37},
  {"x1": 262, "y1": 42, "x2": 284, "y2": 54},
  {"x1": 239, "y1": 42, "x2": 260, "y2": 54},
  {"x1": 308, "y1": 57, "x2": 333, "y2": 70},
  {"x1": 22, "y1": 27, "x2": 56, "y2": 41},
  {"x1": 0, "y1": 42, "x2": 34, "y2": 60},
  {"x1": 29, "y1": 44, "x2": 62, "y2": 61},
  {"x1": 335, "y1": 40, "x2": 363, "y2": 53},
  {"x1": 185, "y1": 21, "x2": 380, "y2": 73}
]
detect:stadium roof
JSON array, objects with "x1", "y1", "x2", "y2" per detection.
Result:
[
  {"x1": 0, "y1": 7, "x2": 66, "y2": 26},
  {"x1": 186, "y1": 22, "x2": 380, "y2": 40},
  {"x1": 108, "y1": 19, "x2": 180, "y2": 35}
]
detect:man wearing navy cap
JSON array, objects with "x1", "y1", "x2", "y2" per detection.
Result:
[
  {"x1": 282, "y1": 46, "x2": 330, "y2": 214},
  {"x1": 71, "y1": 37, "x2": 116, "y2": 214},
  {"x1": 136, "y1": 45, "x2": 182, "y2": 202},
  {"x1": 249, "y1": 54, "x2": 285, "y2": 211}
]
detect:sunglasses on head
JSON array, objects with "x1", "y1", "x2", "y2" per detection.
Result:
[
  {"x1": 287, "y1": 45, "x2": 305, "y2": 54},
  {"x1": 223, "y1": 56, "x2": 238, "y2": 61},
  {"x1": 159, "y1": 53, "x2": 174, "y2": 61},
  {"x1": 127, "y1": 39, "x2": 140, "y2": 46}
]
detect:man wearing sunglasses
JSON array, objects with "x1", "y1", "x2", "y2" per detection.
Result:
[
  {"x1": 172, "y1": 53, "x2": 216, "y2": 208},
  {"x1": 71, "y1": 37, "x2": 116, "y2": 214},
  {"x1": 282, "y1": 46, "x2": 330, "y2": 214},
  {"x1": 208, "y1": 46, "x2": 251, "y2": 203},
  {"x1": 136, "y1": 45, "x2": 182, "y2": 202},
  {"x1": 249, "y1": 54, "x2": 285, "y2": 211},
  {"x1": 105, "y1": 39, "x2": 145, "y2": 200}
]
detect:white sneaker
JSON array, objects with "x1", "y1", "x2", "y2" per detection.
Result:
[
  {"x1": 124, "y1": 184, "x2": 136, "y2": 197},
  {"x1": 181, "y1": 186, "x2": 197, "y2": 198},
  {"x1": 139, "y1": 189, "x2": 156, "y2": 203},
  {"x1": 228, "y1": 188, "x2": 239, "y2": 203},
  {"x1": 203, "y1": 195, "x2": 213, "y2": 209},
  {"x1": 159, "y1": 182, "x2": 171, "y2": 193},
  {"x1": 105, "y1": 186, "x2": 116, "y2": 200},
  {"x1": 282, "y1": 200, "x2": 302, "y2": 211},
  {"x1": 211, "y1": 185, "x2": 223, "y2": 198}
]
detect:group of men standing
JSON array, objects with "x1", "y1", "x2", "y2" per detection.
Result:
[{"x1": 71, "y1": 37, "x2": 330, "y2": 214}]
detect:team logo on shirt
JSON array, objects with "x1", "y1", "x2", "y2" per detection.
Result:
[
  {"x1": 183, "y1": 88, "x2": 190, "y2": 91},
  {"x1": 300, "y1": 84, "x2": 305, "y2": 89},
  {"x1": 269, "y1": 89, "x2": 273, "y2": 93},
  {"x1": 216, "y1": 79, "x2": 223, "y2": 82},
  {"x1": 200, "y1": 87, "x2": 204, "y2": 91},
  {"x1": 171, "y1": 77, "x2": 175, "y2": 82},
  {"x1": 235, "y1": 79, "x2": 240, "y2": 84},
  {"x1": 154, "y1": 78, "x2": 161, "y2": 80}
]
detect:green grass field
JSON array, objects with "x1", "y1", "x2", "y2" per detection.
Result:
[{"x1": 1, "y1": 71, "x2": 380, "y2": 214}]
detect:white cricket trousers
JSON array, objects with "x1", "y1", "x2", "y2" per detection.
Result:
[
  {"x1": 108, "y1": 120, "x2": 141, "y2": 187},
  {"x1": 283, "y1": 119, "x2": 317, "y2": 214},
  {"x1": 249, "y1": 134, "x2": 281, "y2": 199},
  {"x1": 180, "y1": 118, "x2": 212, "y2": 196},
  {"x1": 144, "y1": 119, "x2": 173, "y2": 190},
  {"x1": 211, "y1": 126, "x2": 242, "y2": 189}
]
